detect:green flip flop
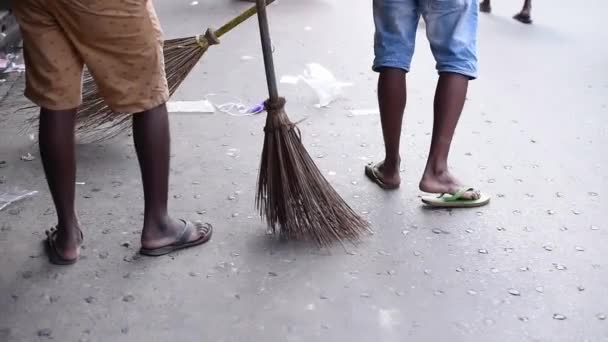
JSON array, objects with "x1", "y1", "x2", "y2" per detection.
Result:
[{"x1": 421, "y1": 187, "x2": 490, "y2": 208}]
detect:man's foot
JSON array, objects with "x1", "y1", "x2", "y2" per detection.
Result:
[
  {"x1": 140, "y1": 218, "x2": 212, "y2": 256},
  {"x1": 364, "y1": 160, "x2": 401, "y2": 190},
  {"x1": 479, "y1": 1, "x2": 491, "y2": 13},
  {"x1": 513, "y1": 12, "x2": 532, "y2": 24},
  {"x1": 419, "y1": 169, "x2": 479, "y2": 200},
  {"x1": 45, "y1": 225, "x2": 82, "y2": 265},
  {"x1": 419, "y1": 169, "x2": 490, "y2": 207}
]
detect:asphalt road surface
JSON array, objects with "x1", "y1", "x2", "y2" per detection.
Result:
[{"x1": 1, "y1": 0, "x2": 606, "y2": 341}]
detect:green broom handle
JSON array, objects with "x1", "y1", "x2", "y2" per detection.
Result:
[
  {"x1": 213, "y1": 0, "x2": 276, "y2": 38},
  {"x1": 255, "y1": 0, "x2": 280, "y2": 102}
]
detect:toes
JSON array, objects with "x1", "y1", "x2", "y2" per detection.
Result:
[{"x1": 463, "y1": 190, "x2": 481, "y2": 200}]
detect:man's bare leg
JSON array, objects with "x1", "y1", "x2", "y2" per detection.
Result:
[
  {"x1": 480, "y1": 0, "x2": 491, "y2": 13},
  {"x1": 40, "y1": 103, "x2": 206, "y2": 263},
  {"x1": 39, "y1": 108, "x2": 81, "y2": 261},
  {"x1": 367, "y1": 68, "x2": 406, "y2": 188},
  {"x1": 132, "y1": 104, "x2": 205, "y2": 249},
  {"x1": 419, "y1": 73, "x2": 478, "y2": 199},
  {"x1": 513, "y1": 0, "x2": 532, "y2": 24}
]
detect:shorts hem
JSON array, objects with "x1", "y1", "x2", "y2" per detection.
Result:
[
  {"x1": 437, "y1": 68, "x2": 477, "y2": 80},
  {"x1": 372, "y1": 60, "x2": 410, "y2": 73},
  {"x1": 24, "y1": 89, "x2": 81, "y2": 111},
  {"x1": 109, "y1": 91, "x2": 170, "y2": 114}
]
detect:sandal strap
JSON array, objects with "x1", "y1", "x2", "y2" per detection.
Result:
[
  {"x1": 441, "y1": 187, "x2": 476, "y2": 202},
  {"x1": 175, "y1": 220, "x2": 193, "y2": 245}
]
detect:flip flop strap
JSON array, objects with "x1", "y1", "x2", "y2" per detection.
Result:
[
  {"x1": 47, "y1": 230, "x2": 78, "y2": 262},
  {"x1": 50, "y1": 227, "x2": 84, "y2": 242},
  {"x1": 371, "y1": 165, "x2": 381, "y2": 181},
  {"x1": 175, "y1": 220, "x2": 193, "y2": 245},
  {"x1": 441, "y1": 187, "x2": 475, "y2": 202}
]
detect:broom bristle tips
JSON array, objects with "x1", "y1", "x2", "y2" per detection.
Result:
[{"x1": 256, "y1": 104, "x2": 370, "y2": 246}]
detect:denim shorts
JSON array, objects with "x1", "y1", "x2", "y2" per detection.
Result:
[{"x1": 373, "y1": 0, "x2": 478, "y2": 79}]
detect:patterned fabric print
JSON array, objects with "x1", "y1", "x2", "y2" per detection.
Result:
[{"x1": 13, "y1": 0, "x2": 169, "y2": 113}]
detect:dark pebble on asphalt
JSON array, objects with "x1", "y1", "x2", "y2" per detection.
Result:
[{"x1": 37, "y1": 328, "x2": 52, "y2": 337}]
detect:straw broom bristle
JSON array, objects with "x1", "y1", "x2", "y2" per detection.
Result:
[
  {"x1": 24, "y1": 30, "x2": 220, "y2": 143},
  {"x1": 256, "y1": 98, "x2": 372, "y2": 246}
]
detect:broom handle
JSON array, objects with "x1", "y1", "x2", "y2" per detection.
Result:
[
  {"x1": 255, "y1": 0, "x2": 280, "y2": 102},
  {"x1": 213, "y1": 0, "x2": 275, "y2": 38}
]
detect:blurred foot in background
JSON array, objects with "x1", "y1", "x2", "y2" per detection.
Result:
[{"x1": 480, "y1": 0, "x2": 533, "y2": 24}]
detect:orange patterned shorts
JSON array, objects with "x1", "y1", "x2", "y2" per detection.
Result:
[{"x1": 13, "y1": 0, "x2": 169, "y2": 113}]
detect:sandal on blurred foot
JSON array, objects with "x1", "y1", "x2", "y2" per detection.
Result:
[
  {"x1": 513, "y1": 12, "x2": 532, "y2": 24},
  {"x1": 45, "y1": 227, "x2": 83, "y2": 265}
]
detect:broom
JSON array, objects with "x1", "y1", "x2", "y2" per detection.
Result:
[
  {"x1": 25, "y1": 1, "x2": 274, "y2": 143},
  {"x1": 254, "y1": 0, "x2": 371, "y2": 246}
]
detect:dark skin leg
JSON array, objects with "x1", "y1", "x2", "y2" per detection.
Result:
[
  {"x1": 523, "y1": 0, "x2": 532, "y2": 14},
  {"x1": 370, "y1": 70, "x2": 476, "y2": 198},
  {"x1": 480, "y1": 0, "x2": 491, "y2": 13},
  {"x1": 513, "y1": 0, "x2": 532, "y2": 24},
  {"x1": 418, "y1": 73, "x2": 478, "y2": 199},
  {"x1": 41, "y1": 103, "x2": 203, "y2": 261},
  {"x1": 370, "y1": 68, "x2": 406, "y2": 188},
  {"x1": 133, "y1": 103, "x2": 204, "y2": 250},
  {"x1": 39, "y1": 108, "x2": 81, "y2": 261}
]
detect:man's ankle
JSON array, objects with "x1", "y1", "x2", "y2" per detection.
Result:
[
  {"x1": 57, "y1": 215, "x2": 79, "y2": 228},
  {"x1": 143, "y1": 211, "x2": 170, "y2": 229},
  {"x1": 383, "y1": 156, "x2": 400, "y2": 171},
  {"x1": 424, "y1": 160, "x2": 448, "y2": 177}
]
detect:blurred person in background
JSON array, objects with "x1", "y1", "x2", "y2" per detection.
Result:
[{"x1": 480, "y1": 0, "x2": 533, "y2": 24}]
